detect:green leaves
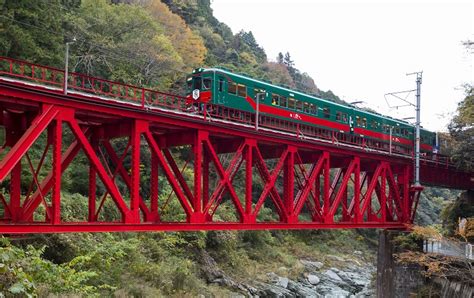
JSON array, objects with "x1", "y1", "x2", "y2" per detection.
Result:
[
  {"x1": 448, "y1": 86, "x2": 474, "y2": 171},
  {"x1": 0, "y1": 237, "x2": 101, "y2": 297}
]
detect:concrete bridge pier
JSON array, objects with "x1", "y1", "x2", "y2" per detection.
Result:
[{"x1": 376, "y1": 230, "x2": 424, "y2": 298}]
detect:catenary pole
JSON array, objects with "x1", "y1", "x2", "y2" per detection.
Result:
[{"x1": 408, "y1": 71, "x2": 423, "y2": 186}]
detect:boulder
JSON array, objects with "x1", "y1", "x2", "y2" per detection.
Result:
[
  {"x1": 324, "y1": 269, "x2": 343, "y2": 282},
  {"x1": 300, "y1": 259, "x2": 324, "y2": 271},
  {"x1": 307, "y1": 274, "x2": 320, "y2": 285},
  {"x1": 287, "y1": 280, "x2": 321, "y2": 297},
  {"x1": 254, "y1": 281, "x2": 295, "y2": 298},
  {"x1": 276, "y1": 277, "x2": 289, "y2": 289}
]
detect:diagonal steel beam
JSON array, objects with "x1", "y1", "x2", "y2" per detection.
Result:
[
  {"x1": 204, "y1": 142, "x2": 245, "y2": 216},
  {"x1": 102, "y1": 140, "x2": 152, "y2": 221},
  {"x1": 360, "y1": 163, "x2": 384, "y2": 216},
  {"x1": 144, "y1": 130, "x2": 193, "y2": 218},
  {"x1": 294, "y1": 152, "x2": 328, "y2": 217},
  {"x1": 21, "y1": 136, "x2": 84, "y2": 220},
  {"x1": 0, "y1": 105, "x2": 57, "y2": 182},
  {"x1": 253, "y1": 147, "x2": 288, "y2": 219},
  {"x1": 203, "y1": 137, "x2": 245, "y2": 220},
  {"x1": 67, "y1": 117, "x2": 132, "y2": 222},
  {"x1": 328, "y1": 157, "x2": 359, "y2": 218}
]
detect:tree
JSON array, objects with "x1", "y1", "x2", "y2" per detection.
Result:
[
  {"x1": 0, "y1": 0, "x2": 65, "y2": 66},
  {"x1": 236, "y1": 30, "x2": 266, "y2": 63},
  {"x1": 277, "y1": 52, "x2": 284, "y2": 64},
  {"x1": 65, "y1": 0, "x2": 183, "y2": 89},
  {"x1": 448, "y1": 86, "x2": 474, "y2": 171},
  {"x1": 144, "y1": 0, "x2": 207, "y2": 69},
  {"x1": 295, "y1": 72, "x2": 319, "y2": 95},
  {"x1": 261, "y1": 62, "x2": 295, "y2": 88},
  {"x1": 283, "y1": 52, "x2": 294, "y2": 68}
]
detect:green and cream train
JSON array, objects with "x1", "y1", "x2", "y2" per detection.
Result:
[{"x1": 186, "y1": 67, "x2": 437, "y2": 154}]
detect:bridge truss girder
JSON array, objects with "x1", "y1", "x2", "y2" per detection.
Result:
[{"x1": 0, "y1": 103, "x2": 421, "y2": 233}]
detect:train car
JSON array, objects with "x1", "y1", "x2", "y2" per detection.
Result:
[{"x1": 186, "y1": 67, "x2": 436, "y2": 154}]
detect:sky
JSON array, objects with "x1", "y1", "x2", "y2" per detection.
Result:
[{"x1": 211, "y1": 0, "x2": 473, "y2": 132}]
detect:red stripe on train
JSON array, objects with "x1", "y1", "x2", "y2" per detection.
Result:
[{"x1": 244, "y1": 96, "x2": 350, "y2": 132}]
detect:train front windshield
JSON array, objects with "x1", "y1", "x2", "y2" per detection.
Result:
[{"x1": 187, "y1": 75, "x2": 211, "y2": 93}]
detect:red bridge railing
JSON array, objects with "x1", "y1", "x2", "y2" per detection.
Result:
[{"x1": 0, "y1": 56, "x2": 454, "y2": 167}]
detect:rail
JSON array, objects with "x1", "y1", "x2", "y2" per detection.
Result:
[
  {"x1": 0, "y1": 56, "x2": 454, "y2": 167},
  {"x1": 424, "y1": 239, "x2": 474, "y2": 261}
]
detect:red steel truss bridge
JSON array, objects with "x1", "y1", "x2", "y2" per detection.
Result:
[{"x1": 0, "y1": 57, "x2": 472, "y2": 234}]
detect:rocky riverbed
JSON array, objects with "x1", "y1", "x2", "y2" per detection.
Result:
[{"x1": 200, "y1": 250, "x2": 376, "y2": 297}]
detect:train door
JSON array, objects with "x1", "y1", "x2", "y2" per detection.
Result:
[
  {"x1": 216, "y1": 76, "x2": 226, "y2": 104},
  {"x1": 254, "y1": 88, "x2": 265, "y2": 130},
  {"x1": 349, "y1": 111, "x2": 355, "y2": 134}
]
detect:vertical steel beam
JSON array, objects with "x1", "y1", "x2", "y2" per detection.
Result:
[
  {"x1": 381, "y1": 165, "x2": 387, "y2": 222},
  {"x1": 131, "y1": 120, "x2": 146, "y2": 223},
  {"x1": 203, "y1": 150, "x2": 210, "y2": 219},
  {"x1": 245, "y1": 140, "x2": 255, "y2": 219},
  {"x1": 353, "y1": 158, "x2": 361, "y2": 222},
  {"x1": 323, "y1": 152, "x2": 330, "y2": 222},
  {"x1": 314, "y1": 170, "x2": 321, "y2": 221},
  {"x1": 193, "y1": 131, "x2": 203, "y2": 221},
  {"x1": 150, "y1": 150, "x2": 159, "y2": 222},
  {"x1": 9, "y1": 163, "x2": 21, "y2": 222},
  {"x1": 284, "y1": 146, "x2": 296, "y2": 222},
  {"x1": 88, "y1": 134, "x2": 97, "y2": 222},
  {"x1": 51, "y1": 118, "x2": 62, "y2": 224}
]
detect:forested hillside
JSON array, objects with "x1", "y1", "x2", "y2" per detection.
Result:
[{"x1": 0, "y1": 0, "x2": 468, "y2": 296}]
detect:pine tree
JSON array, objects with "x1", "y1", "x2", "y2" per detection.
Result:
[
  {"x1": 283, "y1": 52, "x2": 294, "y2": 68},
  {"x1": 277, "y1": 52, "x2": 284, "y2": 64}
]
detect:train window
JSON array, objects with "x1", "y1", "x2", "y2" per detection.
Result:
[
  {"x1": 288, "y1": 97, "x2": 296, "y2": 109},
  {"x1": 271, "y1": 94, "x2": 279, "y2": 105},
  {"x1": 228, "y1": 82, "x2": 237, "y2": 95},
  {"x1": 280, "y1": 96, "x2": 288, "y2": 107},
  {"x1": 296, "y1": 100, "x2": 303, "y2": 111},
  {"x1": 382, "y1": 124, "x2": 389, "y2": 133},
  {"x1": 195, "y1": 77, "x2": 202, "y2": 90},
  {"x1": 362, "y1": 118, "x2": 367, "y2": 128},
  {"x1": 237, "y1": 84, "x2": 247, "y2": 97},
  {"x1": 303, "y1": 102, "x2": 310, "y2": 113},
  {"x1": 395, "y1": 127, "x2": 401, "y2": 135},
  {"x1": 254, "y1": 88, "x2": 265, "y2": 99},
  {"x1": 310, "y1": 103, "x2": 317, "y2": 115},
  {"x1": 356, "y1": 116, "x2": 361, "y2": 126},
  {"x1": 203, "y1": 78, "x2": 212, "y2": 90},
  {"x1": 371, "y1": 120, "x2": 378, "y2": 129},
  {"x1": 323, "y1": 107, "x2": 330, "y2": 119},
  {"x1": 336, "y1": 111, "x2": 348, "y2": 122},
  {"x1": 218, "y1": 79, "x2": 224, "y2": 92}
]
